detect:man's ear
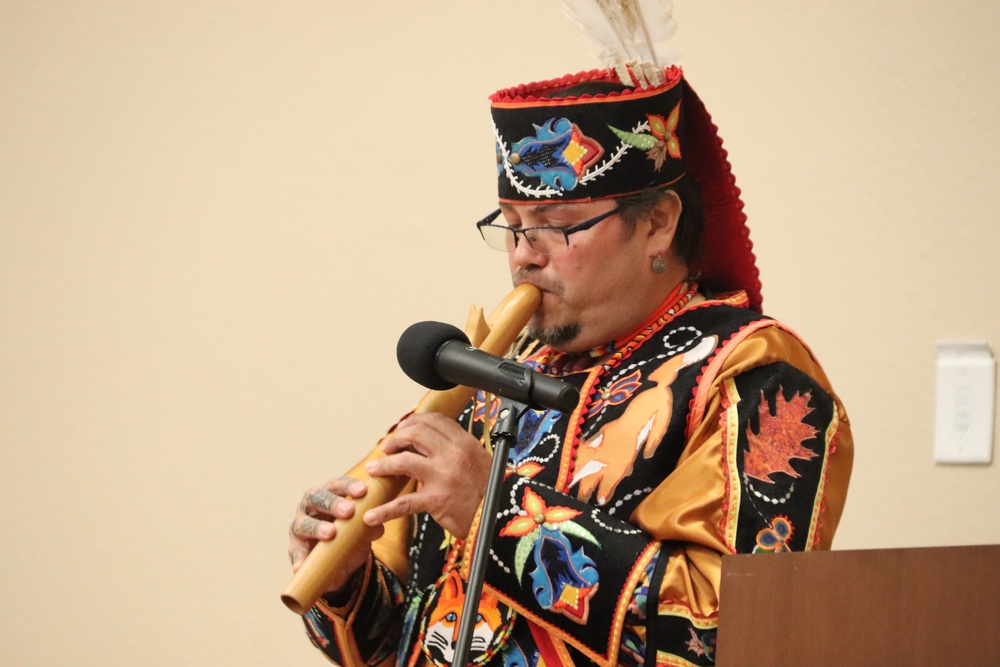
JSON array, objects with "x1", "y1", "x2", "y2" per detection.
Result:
[{"x1": 646, "y1": 190, "x2": 683, "y2": 256}]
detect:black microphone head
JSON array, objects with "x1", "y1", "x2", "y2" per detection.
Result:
[{"x1": 396, "y1": 321, "x2": 470, "y2": 391}]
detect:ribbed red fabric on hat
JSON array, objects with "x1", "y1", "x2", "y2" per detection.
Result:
[
  {"x1": 682, "y1": 82, "x2": 763, "y2": 313},
  {"x1": 488, "y1": 68, "x2": 763, "y2": 312}
]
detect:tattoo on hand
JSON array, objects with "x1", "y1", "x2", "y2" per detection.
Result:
[
  {"x1": 299, "y1": 516, "x2": 322, "y2": 538},
  {"x1": 307, "y1": 490, "x2": 336, "y2": 512},
  {"x1": 289, "y1": 545, "x2": 306, "y2": 565}
]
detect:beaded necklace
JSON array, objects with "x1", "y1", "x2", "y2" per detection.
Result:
[{"x1": 536, "y1": 280, "x2": 699, "y2": 376}]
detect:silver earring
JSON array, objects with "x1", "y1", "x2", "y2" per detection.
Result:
[{"x1": 652, "y1": 254, "x2": 666, "y2": 274}]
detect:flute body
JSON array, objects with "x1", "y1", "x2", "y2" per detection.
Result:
[{"x1": 281, "y1": 284, "x2": 541, "y2": 614}]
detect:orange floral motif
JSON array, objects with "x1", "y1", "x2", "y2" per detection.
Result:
[
  {"x1": 647, "y1": 103, "x2": 681, "y2": 159},
  {"x1": 500, "y1": 488, "x2": 581, "y2": 538},
  {"x1": 608, "y1": 101, "x2": 682, "y2": 172}
]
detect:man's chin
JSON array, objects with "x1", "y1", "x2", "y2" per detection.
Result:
[{"x1": 528, "y1": 322, "x2": 581, "y2": 349}]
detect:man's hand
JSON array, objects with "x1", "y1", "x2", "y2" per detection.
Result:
[
  {"x1": 287, "y1": 476, "x2": 384, "y2": 593},
  {"x1": 287, "y1": 412, "x2": 490, "y2": 593},
  {"x1": 362, "y1": 413, "x2": 491, "y2": 538}
]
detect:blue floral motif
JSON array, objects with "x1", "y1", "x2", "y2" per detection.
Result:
[
  {"x1": 528, "y1": 526, "x2": 599, "y2": 621},
  {"x1": 508, "y1": 118, "x2": 603, "y2": 192},
  {"x1": 754, "y1": 516, "x2": 793, "y2": 553}
]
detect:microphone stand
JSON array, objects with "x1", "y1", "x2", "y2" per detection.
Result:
[{"x1": 451, "y1": 398, "x2": 527, "y2": 667}]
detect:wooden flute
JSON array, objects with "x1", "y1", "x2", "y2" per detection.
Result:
[{"x1": 281, "y1": 283, "x2": 542, "y2": 614}]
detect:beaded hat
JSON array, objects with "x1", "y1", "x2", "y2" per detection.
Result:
[{"x1": 489, "y1": 54, "x2": 762, "y2": 312}]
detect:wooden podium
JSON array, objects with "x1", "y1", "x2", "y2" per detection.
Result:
[{"x1": 716, "y1": 544, "x2": 1000, "y2": 666}]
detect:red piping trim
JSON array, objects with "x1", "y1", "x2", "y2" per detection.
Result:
[{"x1": 490, "y1": 66, "x2": 683, "y2": 105}]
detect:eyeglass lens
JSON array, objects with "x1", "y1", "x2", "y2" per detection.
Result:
[{"x1": 479, "y1": 223, "x2": 569, "y2": 255}]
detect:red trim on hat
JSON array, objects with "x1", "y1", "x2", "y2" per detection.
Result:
[
  {"x1": 682, "y1": 81, "x2": 763, "y2": 313},
  {"x1": 488, "y1": 66, "x2": 763, "y2": 313},
  {"x1": 490, "y1": 66, "x2": 683, "y2": 106}
]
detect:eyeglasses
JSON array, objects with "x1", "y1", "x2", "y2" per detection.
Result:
[{"x1": 476, "y1": 205, "x2": 623, "y2": 256}]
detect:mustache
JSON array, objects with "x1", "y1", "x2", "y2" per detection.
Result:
[{"x1": 512, "y1": 268, "x2": 564, "y2": 296}]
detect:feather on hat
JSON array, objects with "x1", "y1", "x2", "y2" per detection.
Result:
[{"x1": 489, "y1": 0, "x2": 762, "y2": 312}]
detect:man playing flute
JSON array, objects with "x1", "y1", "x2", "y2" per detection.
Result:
[{"x1": 287, "y1": 7, "x2": 853, "y2": 666}]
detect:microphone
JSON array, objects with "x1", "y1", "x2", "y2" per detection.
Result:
[{"x1": 396, "y1": 321, "x2": 579, "y2": 413}]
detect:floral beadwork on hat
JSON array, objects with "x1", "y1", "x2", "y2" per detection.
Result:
[
  {"x1": 486, "y1": 1, "x2": 764, "y2": 312},
  {"x1": 491, "y1": 68, "x2": 686, "y2": 202}
]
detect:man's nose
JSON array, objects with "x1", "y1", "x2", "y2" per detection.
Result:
[{"x1": 510, "y1": 235, "x2": 549, "y2": 268}]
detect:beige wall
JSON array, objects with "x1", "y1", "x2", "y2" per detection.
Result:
[{"x1": 3, "y1": 1, "x2": 999, "y2": 664}]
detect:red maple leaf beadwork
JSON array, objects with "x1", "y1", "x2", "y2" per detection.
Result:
[{"x1": 743, "y1": 389, "x2": 819, "y2": 483}]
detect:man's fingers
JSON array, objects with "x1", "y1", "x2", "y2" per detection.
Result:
[
  {"x1": 299, "y1": 488, "x2": 358, "y2": 521},
  {"x1": 288, "y1": 543, "x2": 311, "y2": 572},
  {"x1": 302, "y1": 477, "x2": 366, "y2": 509},
  {"x1": 381, "y1": 417, "x2": 454, "y2": 457},
  {"x1": 287, "y1": 476, "x2": 381, "y2": 582},
  {"x1": 365, "y1": 450, "x2": 430, "y2": 481},
  {"x1": 302, "y1": 488, "x2": 337, "y2": 512},
  {"x1": 291, "y1": 514, "x2": 336, "y2": 541},
  {"x1": 325, "y1": 476, "x2": 368, "y2": 499},
  {"x1": 363, "y1": 491, "x2": 424, "y2": 528}
]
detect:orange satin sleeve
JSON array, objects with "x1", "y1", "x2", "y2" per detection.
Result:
[{"x1": 630, "y1": 321, "x2": 854, "y2": 621}]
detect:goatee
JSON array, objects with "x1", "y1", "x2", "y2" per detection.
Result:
[{"x1": 529, "y1": 322, "x2": 581, "y2": 348}]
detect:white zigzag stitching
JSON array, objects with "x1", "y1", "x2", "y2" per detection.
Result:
[{"x1": 493, "y1": 120, "x2": 649, "y2": 199}]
